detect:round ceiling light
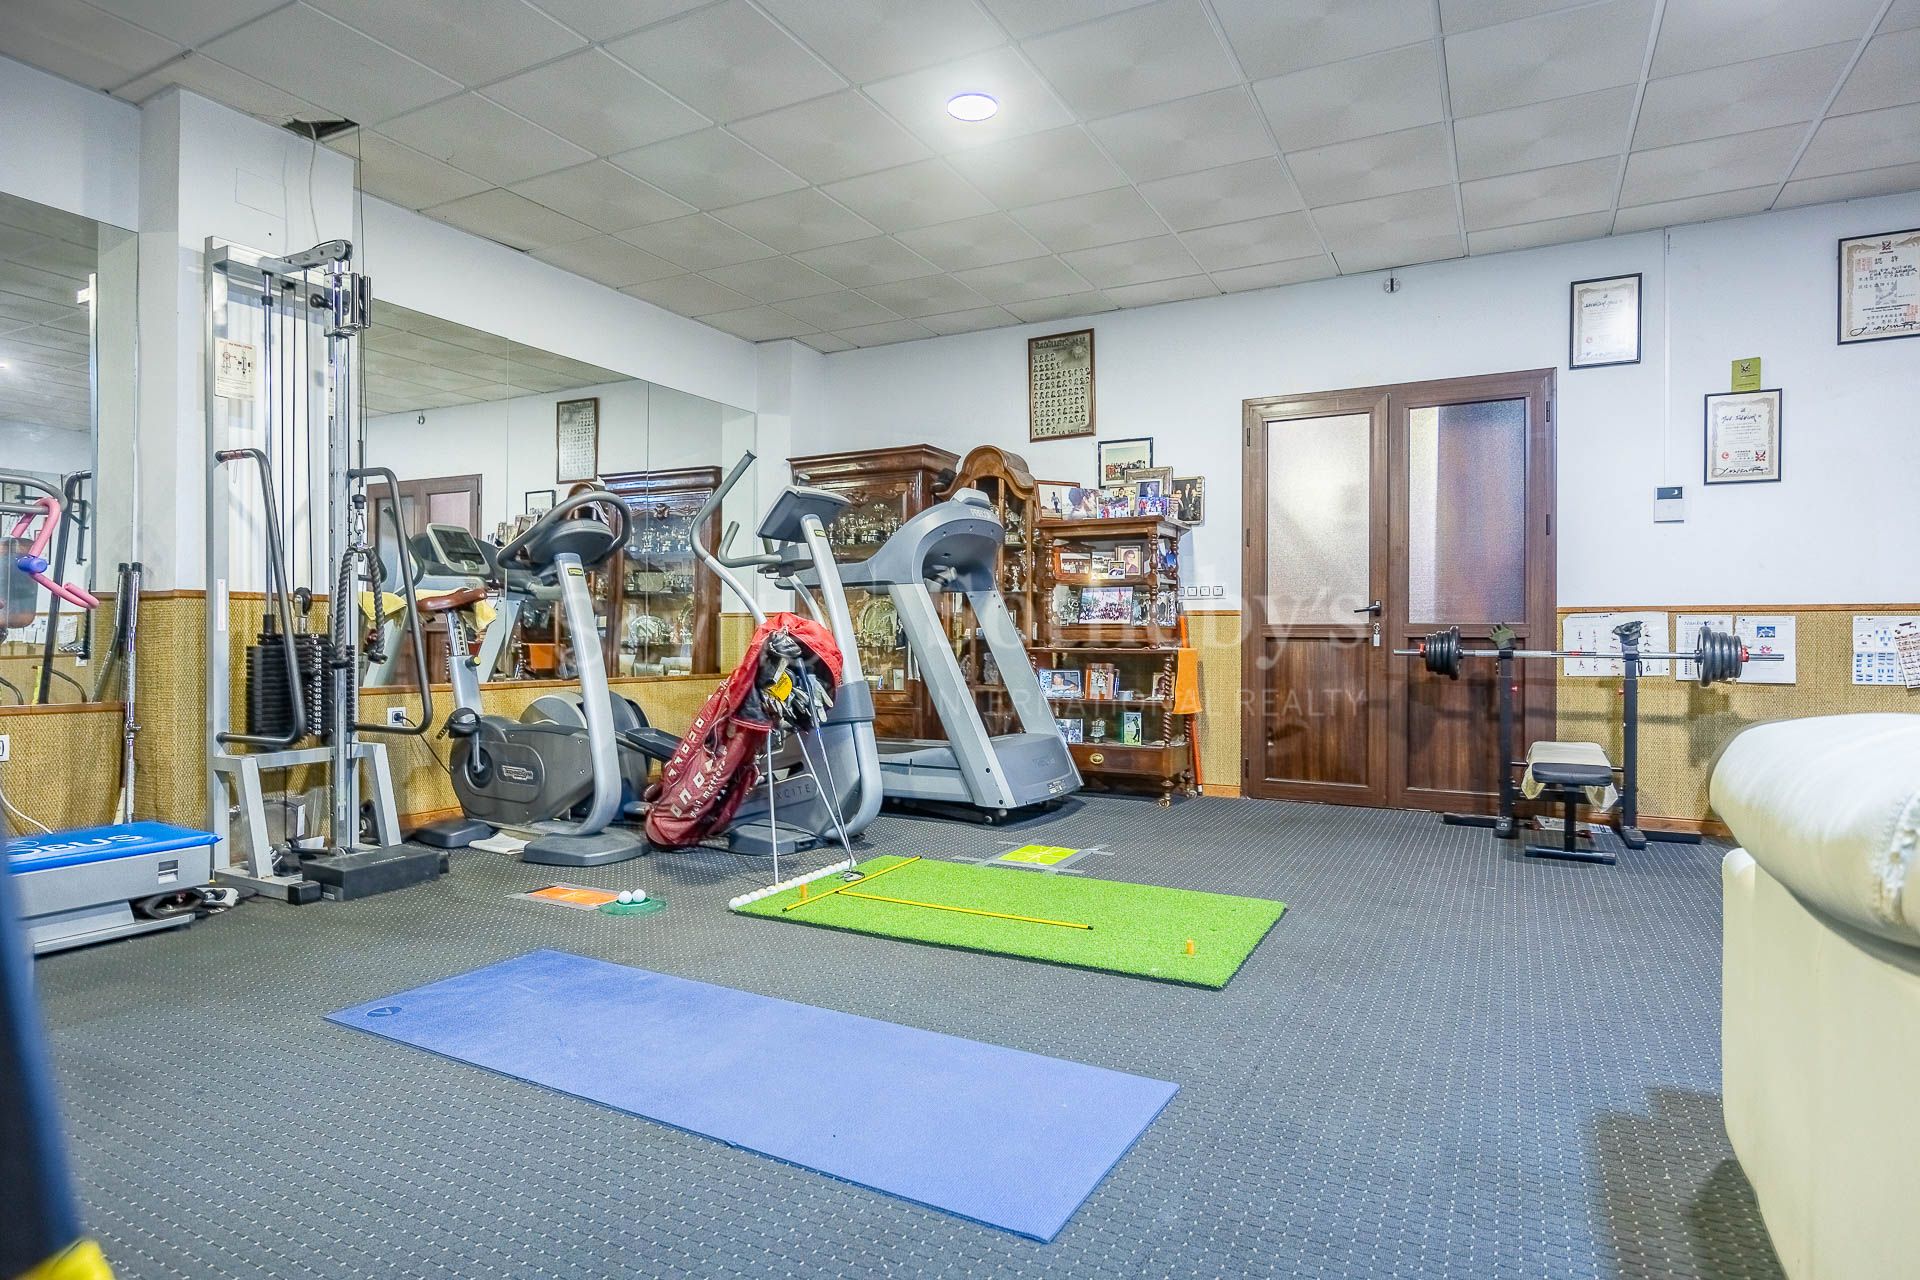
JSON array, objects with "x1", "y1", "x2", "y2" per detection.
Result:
[{"x1": 946, "y1": 92, "x2": 999, "y2": 122}]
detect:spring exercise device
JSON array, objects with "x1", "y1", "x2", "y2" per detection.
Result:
[{"x1": 1396, "y1": 621, "x2": 1780, "y2": 860}]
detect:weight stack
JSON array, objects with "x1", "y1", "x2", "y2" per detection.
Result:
[
  {"x1": 295, "y1": 633, "x2": 333, "y2": 741},
  {"x1": 244, "y1": 621, "x2": 301, "y2": 740}
]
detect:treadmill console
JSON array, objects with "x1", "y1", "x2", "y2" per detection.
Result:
[{"x1": 422, "y1": 523, "x2": 493, "y2": 577}]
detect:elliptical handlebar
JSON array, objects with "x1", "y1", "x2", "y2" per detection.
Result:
[
  {"x1": 691, "y1": 452, "x2": 768, "y2": 622},
  {"x1": 497, "y1": 487, "x2": 630, "y2": 572}
]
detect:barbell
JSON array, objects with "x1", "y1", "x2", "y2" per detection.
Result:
[{"x1": 1398, "y1": 624, "x2": 1779, "y2": 686}]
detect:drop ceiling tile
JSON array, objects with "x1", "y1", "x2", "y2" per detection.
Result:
[
  {"x1": 1104, "y1": 274, "x2": 1219, "y2": 307},
  {"x1": 424, "y1": 189, "x2": 596, "y2": 251},
  {"x1": 480, "y1": 49, "x2": 707, "y2": 157},
  {"x1": 1635, "y1": 44, "x2": 1854, "y2": 149},
  {"x1": 702, "y1": 305, "x2": 816, "y2": 341},
  {"x1": 1010, "y1": 187, "x2": 1168, "y2": 253},
  {"x1": 1460, "y1": 156, "x2": 1618, "y2": 231},
  {"x1": 895, "y1": 212, "x2": 1051, "y2": 271},
  {"x1": 799, "y1": 332, "x2": 857, "y2": 352},
  {"x1": 1086, "y1": 87, "x2": 1275, "y2": 184},
  {"x1": 1453, "y1": 86, "x2": 1635, "y2": 180},
  {"x1": 606, "y1": 0, "x2": 844, "y2": 123},
  {"x1": 510, "y1": 161, "x2": 693, "y2": 232},
  {"x1": 730, "y1": 92, "x2": 930, "y2": 185},
  {"x1": 616, "y1": 213, "x2": 778, "y2": 270},
  {"x1": 383, "y1": 95, "x2": 594, "y2": 185},
  {"x1": 309, "y1": 0, "x2": 584, "y2": 85},
  {"x1": 756, "y1": 0, "x2": 1003, "y2": 82},
  {"x1": 711, "y1": 189, "x2": 880, "y2": 253},
  {"x1": 1287, "y1": 123, "x2": 1455, "y2": 207},
  {"x1": 1022, "y1": 0, "x2": 1240, "y2": 118},
  {"x1": 1444, "y1": 0, "x2": 1654, "y2": 117},
  {"x1": 1776, "y1": 161, "x2": 1920, "y2": 208},
  {"x1": 1060, "y1": 234, "x2": 1203, "y2": 288},
  {"x1": 1332, "y1": 232, "x2": 1465, "y2": 273},
  {"x1": 115, "y1": 51, "x2": 322, "y2": 123},
  {"x1": 1213, "y1": 0, "x2": 1437, "y2": 80},
  {"x1": 953, "y1": 256, "x2": 1093, "y2": 303},
  {"x1": 524, "y1": 0, "x2": 709, "y2": 41},
  {"x1": 1210, "y1": 254, "x2": 1339, "y2": 291},
  {"x1": 823, "y1": 160, "x2": 996, "y2": 233},
  {"x1": 837, "y1": 318, "x2": 935, "y2": 346},
  {"x1": 790, "y1": 236, "x2": 941, "y2": 289},
  {"x1": 945, "y1": 126, "x2": 1129, "y2": 207},
  {"x1": 1178, "y1": 211, "x2": 1322, "y2": 271},
  {"x1": 919, "y1": 305, "x2": 1022, "y2": 334},
  {"x1": 84, "y1": 0, "x2": 282, "y2": 47},
  {"x1": 0, "y1": 0, "x2": 181, "y2": 92},
  {"x1": 703, "y1": 256, "x2": 842, "y2": 303},
  {"x1": 1313, "y1": 184, "x2": 1458, "y2": 253},
  {"x1": 1439, "y1": 0, "x2": 1589, "y2": 33},
  {"x1": 531, "y1": 235, "x2": 682, "y2": 286},
  {"x1": 1137, "y1": 156, "x2": 1303, "y2": 231},
  {"x1": 980, "y1": 0, "x2": 1154, "y2": 39},
  {"x1": 859, "y1": 274, "x2": 992, "y2": 318},
  {"x1": 620, "y1": 273, "x2": 755, "y2": 315},
  {"x1": 1832, "y1": 28, "x2": 1920, "y2": 114},
  {"x1": 1611, "y1": 185, "x2": 1773, "y2": 234},
  {"x1": 1793, "y1": 102, "x2": 1920, "y2": 178},
  {"x1": 332, "y1": 132, "x2": 491, "y2": 209},
  {"x1": 203, "y1": 5, "x2": 462, "y2": 123},
  {"x1": 1466, "y1": 210, "x2": 1614, "y2": 253},
  {"x1": 1253, "y1": 44, "x2": 1445, "y2": 151},
  {"x1": 1652, "y1": 0, "x2": 1883, "y2": 77},
  {"x1": 1619, "y1": 124, "x2": 1805, "y2": 205},
  {"x1": 610, "y1": 130, "x2": 805, "y2": 210},
  {"x1": 777, "y1": 289, "x2": 902, "y2": 330},
  {"x1": 863, "y1": 46, "x2": 1075, "y2": 152},
  {"x1": 1007, "y1": 292, "x2": 1116, "y2": 323}
]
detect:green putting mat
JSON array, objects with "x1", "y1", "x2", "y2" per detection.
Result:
[{"x1": 734, "y1": 856, "x2": 1286, "y2": 988}]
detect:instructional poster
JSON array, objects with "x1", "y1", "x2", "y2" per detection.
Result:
[
  {"x1": 1852, "y1": 615, "x2": 1920, "y2": 686},
  {"x1": 214, "y1": 338, "x2": 257, "y2": 400},
  {"x1": 1674, "y1": 613, "x2": 1734, "y2": 681},
  {"x1": 1735, "y1": 614, "x2": 1797, "y2": 684},
  {"x1": 1562, "y1": 611, "x2": 1671, "y2": 677}
]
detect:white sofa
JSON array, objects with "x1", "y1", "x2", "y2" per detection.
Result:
[{"x1": 1713, "y1": 713, "x2": 1920, "y2": 1280}]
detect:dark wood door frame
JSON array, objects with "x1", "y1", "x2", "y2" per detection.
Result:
[{"x1": 1241, "y1": 370, "x2": 1556, "y2": 813}]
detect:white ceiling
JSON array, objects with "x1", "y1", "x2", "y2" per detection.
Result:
[
  {"x1": 362, "y1": 301, "x2": 629, "y2": 416},
  {"x1": 5, "y1": 0, "x2": 1919, "y2": 353},
  {"x1": 0, "y1": 193, "x2": 95, "y2": 433}
]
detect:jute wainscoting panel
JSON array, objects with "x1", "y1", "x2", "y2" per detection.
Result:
[{"x1": 0, "y1": 703, "x2": 126, "y2": 831}]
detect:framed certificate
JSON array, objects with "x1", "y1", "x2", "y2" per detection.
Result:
[
  {"x1": 1838, "y1": 228, "x2": 1920, "y2": 344},
  {"x1": 1569, "y1": 273, "x2": 1641, "y2": 368},
  {"x1": 1704, "y1": 389, "x2": 1782, "y2": 486},
  {"x1": 555, "y1": 396, "x2": 599, "y2": 482},
  {"x1": 1028, "y1": 329, "x2": 1095, "y2": 441}
]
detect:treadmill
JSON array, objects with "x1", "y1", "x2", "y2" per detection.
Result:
[{"x1": 827, "y1": 488, "x2": 1081, "y2": 818}]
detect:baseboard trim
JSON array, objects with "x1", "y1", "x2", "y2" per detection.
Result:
[{"x1": 1200, "y1": 783, "x2": 1242, "y2": 798}]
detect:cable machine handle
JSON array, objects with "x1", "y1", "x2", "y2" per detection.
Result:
[{"x1": 212, "y1": 448, "x2": 307, "y2": 748}]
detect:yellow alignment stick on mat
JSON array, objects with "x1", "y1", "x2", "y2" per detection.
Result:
[
  {"x1": 837, "y1": 889, "x2": 1091, "y2": 930},
  {"x1": 782, "y1": 855, "x2": 922, "y2": 912}
]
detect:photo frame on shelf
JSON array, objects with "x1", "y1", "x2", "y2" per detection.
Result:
[
  {"x1": 1116, "y1": 544, "x2": 1145, "y2": 577},
  {"x1": 1039, "y1": 667, "x2": 1085, "y2": 700},
  {"x1": 1028, "y1": 329, "x2": 1096, "y2": 441},
  {"x1": 1704, "y1": 388, "x2": 1783, "y2": 485},
  {"x1": 1078, "y1": 585, "x2": 1134, "y2": 624},
  {"x1": 1097, "y1": 487, "x2": 1132, "y2": 518},
  {"x1": 1569, "y1": 273, "x2": 1641, "y2": 368},
  {"x1": 525, "y1": 488, "x2": 556, "y2": 515},
  {"x1": 1056, "y1": 717, "x2": 1084, "y2": 744},
  {"x1": 555, "y1": 396, "x2": 600, "y2": 482},
  {"x1": 1126, "y1": 466, "x2": 1171, "y2": 509},
  {"x1": 1036, "y1": 480, "x2": 1080, "y2": 518},
  {"x1": 1838, "y1": 228, "x2": 1920, "y2": 344},
  {"x1": 1097, "y1": 436, "x2": 1153, "y2": 486},
  {"x1": 1055, "y1": 547, "x2": 1092, "y2": 578},
  {"x1": 1171, "y1": 476, "x2": 1205, "y2": 524}
]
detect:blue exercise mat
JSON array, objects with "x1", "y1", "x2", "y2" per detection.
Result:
[{"x1": 327, "y1": 949, "x2": 1176, "y2": 1241}]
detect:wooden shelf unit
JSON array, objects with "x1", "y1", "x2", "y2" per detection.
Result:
[{"x1": 595, "y1": 465, "x2": 724, "y2": 677}]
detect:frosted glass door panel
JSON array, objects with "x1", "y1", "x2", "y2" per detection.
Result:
[{"x1": 1264, "y1": 413, "x2": 1372, "y2": 625}]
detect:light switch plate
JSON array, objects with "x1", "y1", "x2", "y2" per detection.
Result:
[{"x1": 1654, "y1": 484, "x2": 1685, "y2": 523}]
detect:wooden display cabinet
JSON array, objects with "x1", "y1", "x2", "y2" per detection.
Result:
[
  {"x1": 789, "y1": 444, "x2": 958, "y2": 740},
  {"x1": 595, "y1": 466, "x2": 723, "y2": 677},
  {"x1": 1036, "y1": 516, "x2": 1197, "y2": 802},
  {"x1": 944, "y1": 445, "x2": 1045, "y2": 738}
]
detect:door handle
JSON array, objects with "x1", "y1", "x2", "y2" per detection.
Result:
[{"x1": 1354, "y1": 600, "x2": 1382, "y2": 616}]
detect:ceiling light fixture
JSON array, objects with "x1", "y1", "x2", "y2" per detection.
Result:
[{"x1": 946, "y1": 92, "x2": 998, "y2": 122}]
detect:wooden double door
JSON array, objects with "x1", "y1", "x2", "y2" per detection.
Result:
[{"x1": 1241, "y1": 370, "x2": 1556, "y2": 812}]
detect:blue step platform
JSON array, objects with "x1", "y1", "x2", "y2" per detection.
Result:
[{"x1": 7, "y1": 822, "x2": 216, "y2": 955}]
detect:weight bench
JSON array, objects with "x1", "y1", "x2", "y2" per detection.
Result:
[{"x1": 1520, "y1": 742, "x2": 1619, "y2": 865}]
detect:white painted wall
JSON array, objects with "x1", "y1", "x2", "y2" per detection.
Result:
[
  {"x1": 815, "y1": 191, "x2": 1920, "y2": 609},
  {"x1": 0, "y1": 54, "x2": 139, "y2": 231}
]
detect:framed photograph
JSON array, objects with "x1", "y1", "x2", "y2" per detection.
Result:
[
  {"x1": 1569, "y1": 273, "x2": 1642, "y2": 368},
  {"x1": 1039, "y1": 667, "x2": 1084, "y2": 700},
  {"x1": 1115, "y1": 544, "x2": 1145, "y2": 577},
  {"x1": 1036, "y1": 480, "x2": 1080, "y2": 518},
  {"x1": 1067, "y1": 485, "x2": 1101, "y2": 518},
  {"x1": 1839, "y1": 228, "x2": 1920, "y2": 344},
  {"x1": 1078, "y1": 586, "x2": 1134, "y2": 624},
  {"x1": 555, "y1": 396, "x2": 600, "y2": 482},
  {"x1": 1097, "y1": 487, "x2": 1132, "y2": 518},
  {"x1": 1126, "y1": 465, "x2": 1171, "y2": 506},
  {"x1": 1029, "y1": 329, "x2": 1096, "y2": 441},
  {"x1": 1171, "y1": 476, "x2": 1205, "y2": 524},
  {"x1": 524, "y1": 488, "x2": 556, "y2": 515},
  {"x1": 1119, "y1": 710, "x2": 1143, "y2": 745},
  {"x1": 1097, "y1": 436, "x2": 1153, "y2": 486},
  {"x1": 1088, "y1": 549, "x2": 1116, "y2": 578},
  {"x1": 1056, "y1": 717, "x2": 1084, "y2": 744},
  {"x1": 1054, "y1": 547, "x2": 1092, "y2": 578},
  {"x1": 1704, "y1": 389, "x2": 1783, "y2": 485}
]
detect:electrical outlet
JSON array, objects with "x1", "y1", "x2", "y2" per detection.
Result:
[
  {"x1": 386, "y1": 707, "x2": 410, "y2": 728},
  {"x1": 0, "y1": 733, "x2": 9, "y2": 762}
]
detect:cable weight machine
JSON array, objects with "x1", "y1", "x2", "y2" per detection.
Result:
[{"x1": 204, "y1": 239, "x2": 439, "y2": 903}]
